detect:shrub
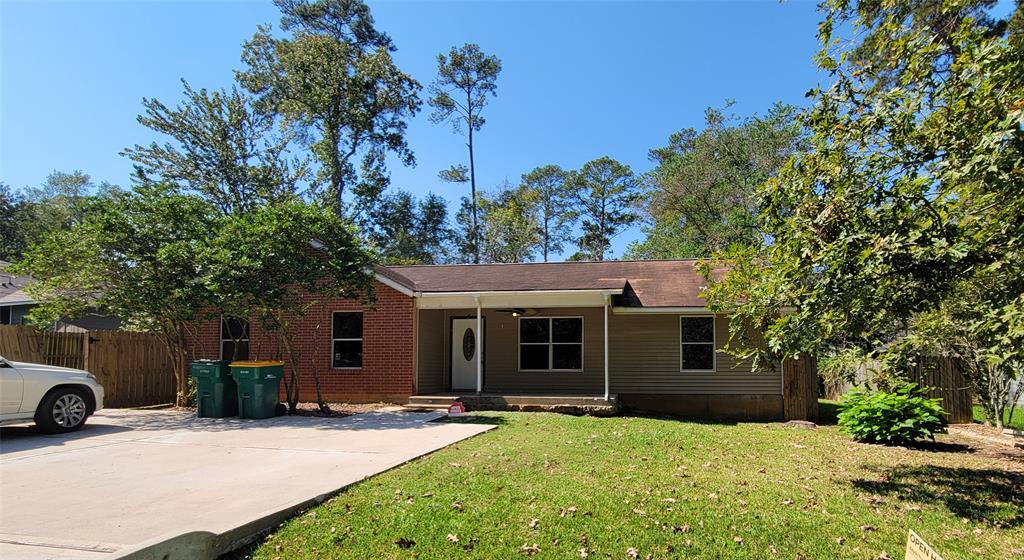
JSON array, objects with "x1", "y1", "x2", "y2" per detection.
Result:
[{"x1": 837, "y1": 383, "x2": 946, "y2": 445}]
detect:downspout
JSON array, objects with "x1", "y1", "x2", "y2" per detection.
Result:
[
  {"x1": 604, "y1": 294, "x2": 610, "y2": 401},
  {"x1": 475, "y1": 296, "x2": 482, "y2": 395}
]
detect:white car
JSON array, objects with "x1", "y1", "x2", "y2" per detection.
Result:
[{"x1": 0, "y1": 357, "x2": 104, "y2": 433}]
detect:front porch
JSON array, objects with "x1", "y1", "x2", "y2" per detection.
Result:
[
  {"x1": 407, "y1": 392, "x2": 619, "y2": 416},
  {"x1": 412, "y1": 288, "x2": 619, "y2": 402}
]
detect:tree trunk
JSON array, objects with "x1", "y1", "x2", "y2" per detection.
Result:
[
  {"x1": 159, "y1": 321, "x2": 191, "y2": 408},
  {"x1": 543, "y1": 217, "x2": 549, "y2": 262},
  {"x1": 467, "y1": 95, "x2": 480, "y2": 264},
  {"x1": 327, "y1": 125, "x2": 344, "y2": 214},
  {"x1": 311, "y1": 322, "x2": 329, "y2": 414},
  {"x1": 272, "y1": 314, "x2": 302, "y2": 414}
]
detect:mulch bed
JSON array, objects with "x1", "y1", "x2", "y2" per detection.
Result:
[
  {"x1": 290, "y1": 401, "x2": 394, "y2": 417},
  {"x1": 944, "y1": 424, "x2": 1024, "y2": 464}
]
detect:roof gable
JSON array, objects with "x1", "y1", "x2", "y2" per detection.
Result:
[{"x1": 378, "y1": 260, "x2": 714, "y2": 308}]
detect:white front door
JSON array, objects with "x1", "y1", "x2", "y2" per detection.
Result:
[{"x1": 451, "y1": 318, "x2": 479, "y2": 391}]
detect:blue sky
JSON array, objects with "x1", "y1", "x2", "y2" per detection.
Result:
[{"x1": 1, "y1": 1, "x2": 825, "y2": 259}]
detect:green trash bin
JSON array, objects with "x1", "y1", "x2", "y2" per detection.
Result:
[
  {"x1": 229, "y1": 361, "x2": 284, "y2": 419},
  {"x1": 191, "y1": 360, "x2": 237, "y2": 418}
]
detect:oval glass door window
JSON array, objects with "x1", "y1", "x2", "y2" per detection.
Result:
[{"x1": 462, "y1": 328, "x2": 475, "y2": 361}]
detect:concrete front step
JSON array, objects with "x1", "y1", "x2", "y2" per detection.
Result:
[
  {"x1": 407, "y1": 394, "x2": 619, "y2": 416},
  {"x1": 407, "y1": 395, "x2": 462, "y2": 406},
  {"x1": 402, "y1": 403, "x2": 453, "y2": 411}
]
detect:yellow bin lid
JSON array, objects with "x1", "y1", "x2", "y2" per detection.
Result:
[{"x1": 228, "y1": 361, "x2": 284, "y2": 367}]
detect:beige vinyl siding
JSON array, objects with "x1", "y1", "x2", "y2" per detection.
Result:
[
  {"x1": 416, "y1": 309, "x2": 446, "y2": 393},
  {"x1": 414, "y1": 308, "x2": 778, "y2": 396},
  {"x1": 609, "y1": 314, "x2": 780, "y2": 395},
  {"x1": 483, "y1": 307, "x2": 604, "y2": 394}
]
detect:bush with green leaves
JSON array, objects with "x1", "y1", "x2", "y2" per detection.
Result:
[{"x1": 837, "y1": 383, "x2": 946, "y2": 445}]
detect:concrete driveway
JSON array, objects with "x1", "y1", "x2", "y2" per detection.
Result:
[{"x1": 0, "y1": 408, "x2": 494, "y2": 560}]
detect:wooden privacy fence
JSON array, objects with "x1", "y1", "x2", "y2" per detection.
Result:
[
  {"x1": 0, "y1": 325, "x2": 83, "y2": 369},
  {"x1": 0, "y1": 325, "x2": 176, "y2": 408},
  {"x1": 823, "y1": 356, "x2": 973, "y2": 424}
]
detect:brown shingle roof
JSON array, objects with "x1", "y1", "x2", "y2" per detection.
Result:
[{"x1": 378, "y1": 260, "x2": 715, "y2": 308}]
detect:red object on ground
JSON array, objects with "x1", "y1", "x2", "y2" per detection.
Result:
[{"x1": 448, "y1": 402, "x2": 465, "y2": 415}]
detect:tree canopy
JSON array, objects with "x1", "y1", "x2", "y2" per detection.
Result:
[
  {"x1": 700, "y1": 0, "x2": 1023, "y2": 426},
  {"x1": 520, "y1": 165, "x2": 576, "y2": 262},
  {"x1": 569, "y1": 157, "x2": 641, "y2": 261},
  {"x1": 237, "y1": 0, "x2": 421, "y2": 212},
  {"x1": 627, "y1": 102, "x2": 804, "y2": 259},
  {"x1": 428, "y1": 43, "x2": 502, "y2": 264},
  {"x1": 123, "y1": 81, "x2": 307, "y2": 214}
]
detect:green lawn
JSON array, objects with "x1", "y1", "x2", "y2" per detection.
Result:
[
  {"x1": 973, "y1": 404, "x2": 1024, "y2": 431},
  {"x1": 244, "y1": 412, "x2": 1022, "y2": 560}
]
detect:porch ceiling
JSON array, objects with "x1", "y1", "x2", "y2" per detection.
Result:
[{"x1": 415, "y1": 289, "x2": 621, "y2": 310}]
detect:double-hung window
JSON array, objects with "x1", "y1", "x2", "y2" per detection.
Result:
[
  {"x1": 519, "y1": 317, "x2": 583, "y2": 372},
  {"x1": 680, "y1": 316, "x2": 715, "y2": 371},
  {"x1": 332, "y1": 312, "x2": 363, "y2": 368},
  {"x1": 221, "y1": 317, "x2": 250, "y2": 360}
]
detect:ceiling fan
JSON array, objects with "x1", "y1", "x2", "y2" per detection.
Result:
[{"x1": 495, "y1": 308, "x2": 538, "y2": 317}]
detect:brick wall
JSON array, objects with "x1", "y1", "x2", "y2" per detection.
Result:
[{"x1": 185, "y1": 281, "x2": 416, "y2": 403}]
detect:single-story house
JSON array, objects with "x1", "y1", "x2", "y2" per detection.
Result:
[
  {"x1": 185, "y1": 260, "x2": 818, "y2": 420},
  {"x1": 0, "y1": 261, "x2": 122, "y2": 331}
]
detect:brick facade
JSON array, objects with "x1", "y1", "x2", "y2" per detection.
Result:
[{"x1": 186, "y1": 281, "x2": 416, "y2": 403}]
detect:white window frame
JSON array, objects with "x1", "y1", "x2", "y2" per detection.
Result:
[
  {"x1": 332, "y1": 311, "x2": 364, "y2": 370},
  {"x1": 517, "y1": 316, "x2": 584, "y2": 373},
  {"x1": 679, "y1": 314, "x2": 716, "y2": 373},
  {"x1": 219, "y1": 316, "x2": 249, "y2": 361}
]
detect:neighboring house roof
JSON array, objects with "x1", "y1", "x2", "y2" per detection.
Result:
[
  {"x1": 0, "y1": 260, "x2": 34, "y2": 307},
  {"x1": 378, "y1": 260, "x2": 717, "y2": 308}
]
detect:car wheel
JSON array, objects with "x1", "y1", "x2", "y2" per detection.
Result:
[{"x1": 35, "y1": 388, "x2": 90, "y2": 434}]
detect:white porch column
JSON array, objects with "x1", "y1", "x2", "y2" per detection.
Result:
[
  {"x1": 604, "y1": 294, "x2": 610, "y2": 401},
  {"x1": 475, "y1": 296, "x2": 483, "y2": 394}
]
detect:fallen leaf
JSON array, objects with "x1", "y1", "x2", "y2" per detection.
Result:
[
  {"x1": 395, "y1": 537, "x2": 415, "y2": 549},
  {"x1": 579, "y1": 547, "x2": 590, "y2": 558},
  {"x1": 447, "y1": 533, "x2": 459, "y2": 544},
  {"x1": 836, "y1": 537, "x2": 845, "y2": 545},
  {"x1": 520, "y1": 543, "x2": 541, "y2": 556},
  {"x1": 448, "y1": 462, "x2": 462, "y2": 468},
  {"x1": 793, "y1": 444, "x2": 807, "y2": 449},
  {"x1": 733, "y1": 536, "x2": 744, "y2": 545},
  {"x1": 627, "y1": 547, "x2": 639, "y2": 558},
  {"x1": 708, "y1": 492, "x2": 719, "y2": 500},
  {"x1": 422, "y1": 492, "x2": 434, "y2": 498},
  {"x1": 860, "y1": 525, "x2": 877, "y2": 533},
  {"x1": 529, "y1": 518, "x2": 540, "y2": 529},
  {"x1": 877, "y1": 553, "x2": 890, "y2": 560},
  {"x1": 782, "y1": 498, "x2": 794, "y2": 506},
  {"x1": 673, "y1": 524, "x2": 690, "y2": 533},
  {"x1": 452, "y1": 501, "x2": 463, "y2": 510}
]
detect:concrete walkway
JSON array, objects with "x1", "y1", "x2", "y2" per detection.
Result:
[{"x1": 0, "y1": 408, "x2": 495, "y2": 560}]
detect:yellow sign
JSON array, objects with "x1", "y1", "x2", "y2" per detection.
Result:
[{"x1": 906, "y1": 530, "x2": 944, "y2": 560}]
